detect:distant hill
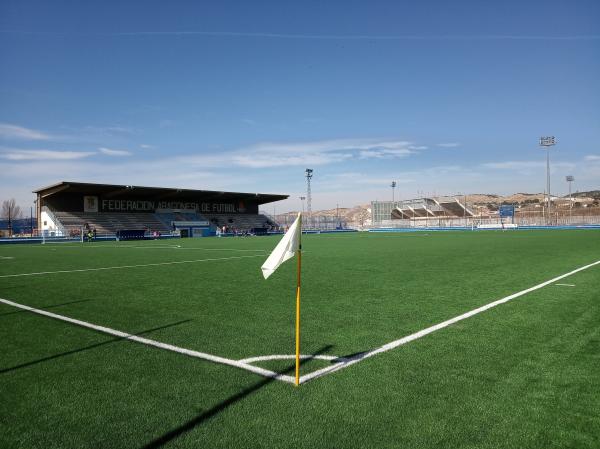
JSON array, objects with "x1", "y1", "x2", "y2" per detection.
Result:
[
  {"x1": 571, "y1": 190, "x2": 600, "y2": 199},
  {"x1": 272, "y1": 189, "x2": 599, "y2": 227}
]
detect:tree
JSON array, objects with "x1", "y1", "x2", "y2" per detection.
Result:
[{"x1": 1, "y1": 199, "x2": 23, "y2": 237}]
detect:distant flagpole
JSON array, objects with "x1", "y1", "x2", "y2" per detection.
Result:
[{"x1": 295, "y1": 213, "x2": 302, "y2": 386}]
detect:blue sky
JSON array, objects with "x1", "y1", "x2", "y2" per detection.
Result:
[{"x1": 1, "y1": 0, "x2": 599, "y2": 212}]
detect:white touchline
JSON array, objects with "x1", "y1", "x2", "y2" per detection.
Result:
[
  {"x1": 15, "y1": 244, "x2": 266, "y2": 252},
  {"x1": 0, "y1": 254, "x2": 265, "y2": 278},
  {"x1": 299, "y1": 259, "x2": 600, "y2": 384},
  {"x1": 0, "y1": 297, "x2": 295, "y2": 384},
  {"x1": 2, "y1": 259, "x2": 598, "y2": 386}
]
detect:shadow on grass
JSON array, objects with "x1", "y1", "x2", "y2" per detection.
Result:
[
  {"x1": 332, "y1": 350, "x2": 369, "y2": 363},
  {"x1": 0, "y1": 299, "x2": 92, "y2": 317},
  {"x1": 141, "y1": 344, "x2": 334, "y2": 449},
  {"x1": 0, "y1": 319, "x2": 192, "y2": 375}
]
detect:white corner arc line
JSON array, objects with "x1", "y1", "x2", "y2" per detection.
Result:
[
  {"x1": 300, "y1": 259, "x2": 600, "y2": 384},
  {"x1": 239, "y1": 354, "x2": 339, "y2": 364},
  {"x1": 0, "y1": 297, "x2": 295, "y2": 384},
  {"x1": 0, "y1": 254, "x2": 265, "y2": 278}
]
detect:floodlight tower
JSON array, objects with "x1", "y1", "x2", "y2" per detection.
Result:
[
  {"x1": 566, "y1": 175, "x2": 574, "y2": 222},
  {"x1": 391, "y1": 181, "x2": 397, "y2": 204},
  {"x1": 539, "y1": 136, "x2": 556, "y2": 224},
  {"x1": 305, "y1": 169, "x2": 313, "y2": 227}
]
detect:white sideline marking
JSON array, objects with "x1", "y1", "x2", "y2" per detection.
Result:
[
  {"x1": 0, "y1": 297, "x2": 296, "y2": 384},
  {"x1": 173, "y1": 247, "x2": 267, "y2": 252},
  {"x1": 0, "y1": 254, "x2": 265, "y2": 278},
  {"x1": 239, "y1": 354, "x2": 338, "y2": 364},
  {"x1": 16, "y1": 244, "x2": 266, "y2": 252},
  {"x1": 555, "y1": 283, "x2": 575, "y2": 287},
  {"x1": 300, "y1": 259, "x2": 600, "y2": 384},
  {"x1": 3, "y1": 259, "x2": 598, "y2": 386},
  {"x1": 0, "y1": 256, "x2": 15, "y2": 259}
]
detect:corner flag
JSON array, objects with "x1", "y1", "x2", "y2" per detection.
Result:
[
  {"x1": 261, "y1": 212, "x2": 303, "y2": 386},
  {"x1": 261, "y1": 213, "x2": 301, "y2": 279}
]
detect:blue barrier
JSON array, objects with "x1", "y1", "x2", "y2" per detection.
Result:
[
  {"x1": 369, "y1": 225, "x2": 600, "y2": 233},
  {"x1": 0, "y1": 234, "x2": 180, "y2": 245}
]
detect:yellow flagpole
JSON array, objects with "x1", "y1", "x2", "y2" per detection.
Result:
[{"x1": 295, "y1": 213, "x2": 302, "y2": 387}]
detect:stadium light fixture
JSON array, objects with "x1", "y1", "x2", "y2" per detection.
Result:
[
  {"x1": 539, "y1": 136, "x2": 556, "y2": 225},
  {"x1": 305, "y1": 169, "x2": 313, "y2": 227},
  {"x1": 391, "y1": 181, "x2": 397, "y2": 204},
  {"x1": 566, "y1": 175, "x2": 574, "y2": 221}
]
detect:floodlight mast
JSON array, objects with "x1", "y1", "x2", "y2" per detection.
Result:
[
  {"x1": 305, "y1": 169, "x2": 313, "y2": 228},
  {"x1": 539, "y1": 136, "x2": 556, "y2": 225},
  {"x1": 391, "y1": 181, "x2": 397, "y2": 204},
  {"x1": 566, "y1": 175, "x2": 574, "y2": 222}
]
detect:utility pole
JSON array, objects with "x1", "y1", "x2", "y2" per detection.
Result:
[{"x1": 540, "y1": 136, "x2": 556, "y2": 225}]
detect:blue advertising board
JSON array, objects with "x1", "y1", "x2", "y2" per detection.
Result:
[{"x1": 499, "y1": 205, "x2": 515, "y2": 217}]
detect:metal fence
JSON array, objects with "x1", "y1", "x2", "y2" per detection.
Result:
[
  {"x1": 274, "y1": 214, "x2": 348, "y2": 231},
  {"x1": 373, "y1": 212, "x2": 600, "y2": 229}
]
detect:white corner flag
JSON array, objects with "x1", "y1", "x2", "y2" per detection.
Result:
[{"x1": 261, "y1": 212, "x2": 301, "y2": 280}]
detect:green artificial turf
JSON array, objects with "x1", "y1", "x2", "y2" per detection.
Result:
[{"x1": 1, "y1": 230, "x2": 599, "y2": 448}]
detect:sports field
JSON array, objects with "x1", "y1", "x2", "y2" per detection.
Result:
[{"x1": 1, "y1": 230, "x2": 599, "y2": 449}]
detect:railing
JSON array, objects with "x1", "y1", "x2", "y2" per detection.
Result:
[
  {"x1": 258, "y1": 211, "x2": 281, "y2": 226},
  {"x1": 41, "y1": 206, "x2": 68, "y2": 237},
  {"x1": 372, "y1": 213, "x2": 600, "y2": 229}
]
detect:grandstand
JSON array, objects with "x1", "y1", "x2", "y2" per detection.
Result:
[
  {"x1": 34, "y1": 181, "x2": 286, "y2": 237},
  {"x1": 372, "y1": 196, "x2": 474, "y2": 226}
]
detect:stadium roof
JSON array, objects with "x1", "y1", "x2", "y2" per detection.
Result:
[{"x1": 33, "y1": 181, "x2": 288, "y2": 204}]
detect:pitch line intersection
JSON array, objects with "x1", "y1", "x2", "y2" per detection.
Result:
[{"x1": 1, "y1": 259, "x2": 598, "y2": 385}]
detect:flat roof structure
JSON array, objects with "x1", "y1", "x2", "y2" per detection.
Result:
[{"x1": 33, "y1": 181, "x2": 288, "y2": 204}]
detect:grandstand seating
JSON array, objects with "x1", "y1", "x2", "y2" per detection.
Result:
[
  {"x1": 434, "y1": 197, "x2": 474, "y2": 217},
  {"x1": 53, "y1": 211, "x2": 171, "y2": 234},
  {"x1": 205, "y1": 214, "x2": 276, "y2": 232},
  {"x1": 52, "y1": 210, "x2": 277, "y2": 235},
  {"x1": 154, "y1": 211, "x2": 208, "y2": 229},
  {"x1": 391, "y1": 197, "x2": 474, "y2": 220}
]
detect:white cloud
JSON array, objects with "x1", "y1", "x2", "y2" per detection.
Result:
[
  {"x1": 159, "y1": 119, "x2": 175, "y2": 128},
  {"x1": 482, "y1": 161, "x2": 575, "y2": 171},
  {"x1": 140, "y1": 144, "x2": 156, "y2": 149},
  {"x1": 0, "y1": 149, "x2": 95, "y2": 160},
  {"x1": 229, "y1": 138, "x2": 419, "y2": 167},
  {"x1": 359, "y1": 148, "x2": 413, "y2": 159},
  {"x1": 81, "y1": 125, "x2": 137, "y2": 136},
  {"x1": 98, "y1": 147, "x2": 132, "y2": 157},
  {"x1": 231, "y1": 152, "x2": 351, "y2": 168},
  {"x1": 437, "y1": 142, "x2": 460, "y2": 148},
  {"x1": 0, "y1": 123, "x2": 54, "y2": 141},
  {"x1": 584, "y1": 155, "x2": 600, "y2": 161}
]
